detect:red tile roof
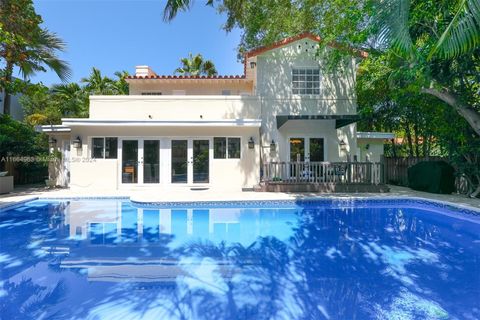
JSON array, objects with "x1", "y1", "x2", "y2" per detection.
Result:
[
  {"x1": 126, "y1": 75, "x2": 246, "y2": 80},
  {"x1": 245, "y1": 32, "x2": 368, "y2": 58},
  {"x1": 127, "y1": 33, "x2": 368, "y2": 81}
]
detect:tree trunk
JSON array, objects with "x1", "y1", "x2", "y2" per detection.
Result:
[
  {"x1": 2, "y1": 61, "x2": 14, "y2": 116},
  {"x1": 405, "y1": 124, "x2": 414, "y2": 157},
  {"x1": 422, "y1": 87, "x2": 480, "y2": 136},
  {"x1": 390, "y1": 138, "x2": 397, "y2": 157}
]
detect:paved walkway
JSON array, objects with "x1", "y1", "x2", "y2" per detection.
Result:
[{"x1": 1, "y1": 184, "x2": 479, "y2": 211}]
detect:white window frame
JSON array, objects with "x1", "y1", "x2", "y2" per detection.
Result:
[
  {"x1": 291, "y1": 67, "x2": 320, "y2": 95},
  {"x1": 213, "y1": 136, "x2": 242, "y2": 160},
  {"x1": 90, "y1": 136, "x2": 118, "y2": 159}
]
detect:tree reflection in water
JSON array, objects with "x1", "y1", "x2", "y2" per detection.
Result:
[{"x1": 0, "y1": 200, "x2": 479, "y2": 319}]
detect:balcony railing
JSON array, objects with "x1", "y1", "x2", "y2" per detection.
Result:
[{"x1": 262, "y1": 161, "x2": 384, "y2": 185}]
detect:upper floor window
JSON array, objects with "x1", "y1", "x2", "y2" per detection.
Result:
[{"x1": 292, "y1": 68, "x2": 320, "y2": 95}]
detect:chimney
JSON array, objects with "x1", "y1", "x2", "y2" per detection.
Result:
[{"x1": 135, "y1": 65, "x2": 157, "y2": 77}]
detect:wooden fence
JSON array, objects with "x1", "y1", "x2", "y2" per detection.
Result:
[{"x1": 263, "y1": 161, "x2": 383, "y2": 185}]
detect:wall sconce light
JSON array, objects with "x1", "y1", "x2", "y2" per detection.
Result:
[
  {"x1": 365, "y1": 143, "x2": 370, "y2": 150},
  {"x1": 48, "y1": 137, "x2": 57, "y2": 148},
  {"x1": 73, "y1": 136, "x2": 82, "y2": 149},
  {"x1": 339, "y1": 139, "x2": 347, "y2": 151},
  {"x1": 250, "y1": 61, "x2": 257, "y2": 69},
  {"x1": 248, "y1": 137, "x2": 255, "y2": 149},
  {"x1": 270, "y1": 139, "x2": 276, "y2": 152}
]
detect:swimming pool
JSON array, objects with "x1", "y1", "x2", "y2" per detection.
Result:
[{"x1": 0, "y1": 198, "x2": 479, "y2": 319}]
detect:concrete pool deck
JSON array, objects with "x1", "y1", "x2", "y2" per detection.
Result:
[{"x1": 1, "y1": 184, "x2": 479, "y2": 211}]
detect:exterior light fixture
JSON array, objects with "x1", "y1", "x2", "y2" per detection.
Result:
[
  {"x1": 48, "y1": 137, "x2": 57, "y2": 147},
  {"x1": 250, "y1": 61, "x2": 257, "y2": 69},
  {"x1": 73, "y1": 136, "x2": 82, "y2": 149},
  {"x1": 339, "y1": 139, "x2": 347, "y2": 151},
  {"x1": 248, "y1": 137, "x2": 255, "y2": 149},
  {"x1": 270, "y1": 139, "x2": 276, "y2": 151},
  {"x1": 365, "y1": 143, "x2": 370, "y2": 150}
]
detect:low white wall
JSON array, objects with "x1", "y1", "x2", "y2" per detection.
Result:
[{"x1": 70, "y1": 160, "x2": 118, "y2": 190}]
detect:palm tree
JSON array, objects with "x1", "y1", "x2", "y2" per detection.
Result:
[
  {"x1": 377, "y1": 0, "x2": 480, "y2": 60},
  {"x1": 51, "y1": 83, "x2": 89, "y2": 117},
  {"x1": 375, "y1": 0, "x2": 480, "y2": 136},
  {"x1": 174, "y1": 53, "x2": 218, "y2": 76},
  {"x1": 113, "y1": 70, "x2": 130, "y2": 95},
  {"x1": 1, "y1": 28, "x2": 71, "y2": 115},
  {"x1": 80, "y1": 67, "x2": 115, "y2": 95}
]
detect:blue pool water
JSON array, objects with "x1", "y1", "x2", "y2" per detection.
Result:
[{"x1": 0, "y1": 199, "x2": 479, "y2": 320}]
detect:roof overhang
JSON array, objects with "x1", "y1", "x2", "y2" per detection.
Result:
[
  {"x1": 61, "y1": 118, "x2": 262, "y2": 128},
  {"x1": 357, "y1": 132, "x2": 395, "y2": 139},
  {"x1": 276, "y1": 115, "x2": 360, "y2": 129},
  {"x1": 35, "y1": 124, "x2": 71, "y2": 133},
  {"x1": 245, "y1": 32, "x2": 368, "y2": 59}
]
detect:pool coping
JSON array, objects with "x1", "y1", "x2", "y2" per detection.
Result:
[{"x1": 1, "y1": 194, "x2": 479, "y2": 217}]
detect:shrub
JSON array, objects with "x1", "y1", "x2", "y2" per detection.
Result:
[{"x1": 407, "y1": 161, "x2": 455, "y2": 194}]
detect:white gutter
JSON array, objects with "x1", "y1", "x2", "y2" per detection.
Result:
[
  {"x1": 61, "y1": 118, "x2": 262, "y2": 127},
  {"x1": 357, "y1": 131, "x2": 395, "y2": 139},
  {"x1": 36, "y1": 124, "x2": 71, "y2": 133}
]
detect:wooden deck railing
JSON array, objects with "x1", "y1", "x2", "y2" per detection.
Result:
[{"x1": 262, "y1": 161, "x2": 384, "y2": 185}]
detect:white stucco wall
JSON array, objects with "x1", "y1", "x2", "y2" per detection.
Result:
[
  {"x1": 128, "y1": 80, "x2": 253, "y2": 96},
  {"x1": 254, "y1": 38, "x2": 358, "y2": 162},
  {"x1": 51, "y1": 36, "x2": 363, "y2": 191},
  {"x1": 67, "y1": 126, "x2": 260, "y2": 191},
  {"x1": 357, "y1": 138, "x2": 385, "y2": 162},
  {"x1": 89, "y1": 96, "x2": 260, "y2": 121}
]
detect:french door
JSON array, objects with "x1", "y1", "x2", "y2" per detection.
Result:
[
  {"x1": 171, "y1": 139, "x2": 210, "y2": 184},
  {"x1": 121, "y1": 139, "x2": 160, "y2": 185},
  {"x1": 120, "y1": 138, "x2": 210, "y2": 186},
  {"x1": 288, "y1": 137, "x2": 325, "y2": 162}
]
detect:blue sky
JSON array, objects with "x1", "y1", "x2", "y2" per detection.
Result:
[{"x1": 29, "y1": 0, "x2": 243, "y2": 86}]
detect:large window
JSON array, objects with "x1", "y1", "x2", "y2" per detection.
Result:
[
  {"x1": 292, "y1": 68, "x2": 320, "y2": 95},
  {"x1": 214, "y1": 137, "x2": 241, "y2": 159},
  {"x1": 91, "y1": 137, "x2": 118, "y2": 159}
]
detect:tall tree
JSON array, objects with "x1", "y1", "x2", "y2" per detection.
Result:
[
  {"x1": 0, "y1": 0, "x2": 70, "y2": 115},
  {"x1": 81, "y1": 67, "x2": 115, "y2": 95},
  {"x1": 113, "y1": 70, "x2": 130, "y2": 95},
  {"x1": 174, "y1": 53, "x2": 218, "y2": 76}
]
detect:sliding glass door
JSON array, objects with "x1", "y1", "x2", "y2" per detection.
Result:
[
  {"x1": 122, "y1": 140, "x2": 138, "y2": 184},
  {"x1": 193, "y1": 140, "x2": 209, "y2": 183},
  {"x1": 171, "y1": 140, "x2": 188, "y2": 184},
  {"x1": 121, "y1": 139, "x2": 160, "y2": 185},
  {"x1": 172, "y1": 139, "x2": 210, "y2": 184},
  {"x1": 120, "y1": 138, "x2": 210, "y2": 186},
  {"x1": 143, "y1": 140, "x2": 160, "y2": 183}
]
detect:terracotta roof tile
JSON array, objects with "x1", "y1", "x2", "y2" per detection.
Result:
[
  {"x1": 245, "y1": 32, "x2": 368, "y2": 58},
  {"x1": 126, "y1": 75, "x2": 246, "y2": 80}
]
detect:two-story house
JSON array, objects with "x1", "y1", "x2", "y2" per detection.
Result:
[{"x1": 40, "y1": 33, "x2": 388, "y2": 191}]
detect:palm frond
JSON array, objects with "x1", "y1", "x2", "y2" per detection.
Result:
[
  {"x1": 429, "y1": 0, "x2": 480, "y2": 59},
  {"x1": 375, "y1": 0, "x2": 415, "y2": 58},
  {"x1": 163, "y1": 0, "x2": 193, "y2": 21}
]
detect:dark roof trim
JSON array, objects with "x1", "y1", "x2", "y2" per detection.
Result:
[{"x1": 276, "y1": 115, "x2": 360, "y2": 129}]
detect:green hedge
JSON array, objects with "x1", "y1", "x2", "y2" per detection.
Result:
[{"x1": 407, "y1": 161, "x2": 455, "y2": 194}]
